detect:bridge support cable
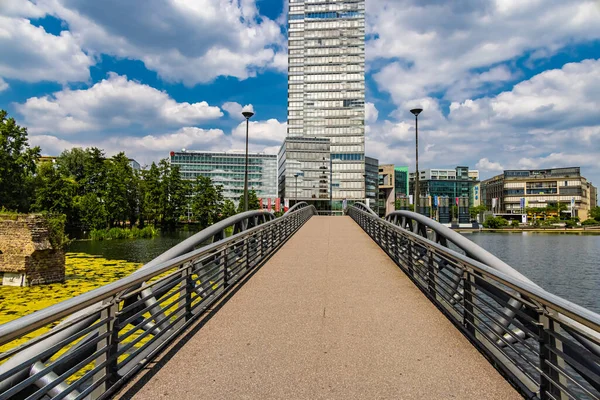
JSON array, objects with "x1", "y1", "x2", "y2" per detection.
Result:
[
  {"x1": 0, "y1": 204, "x2": 317, "y2": 400},
  {"x1": 349, "y1": 205, "x2": 600, "y2": 400}
]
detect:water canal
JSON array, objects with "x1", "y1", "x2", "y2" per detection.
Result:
[{"x1": 68, "y1": 229, "x2": 600, "y2": 314}]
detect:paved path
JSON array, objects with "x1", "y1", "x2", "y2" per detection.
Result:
[{"x1": 118, "y1": 216, "x2": 520, "y2": 400}]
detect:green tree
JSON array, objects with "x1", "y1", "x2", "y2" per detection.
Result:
[
  {"x1": 140, "y1": 162, "x2": 162, "y2": 226},
  {"x1": 81, "y1": 147, "x2": 107, "y2": 196},
  {"x1": 191, "y1": 176, "x2": 223, "y2": 228},
  {"x1": 75, "y1": 192, "x2": 107, "y2": 230},
  {"x1": 105, "y1": 152, "x2": 135, "y2": 226},
  {"x1": 237, "y1": 190, "x2": 260, "y2": 213},
  {"x1": 57, "y1": 147, "x2": 90, "y2": 187},
  {"x1": 159, "y1": 159, "x2": 190, "y2": 228},
  {"x1": 221, "y1": 199, "x2": 237, "y2": 220},
  {"x1": 32, "y1": 162, "x2": 77, "y2": 219},
  {"x1": 0, "y1": 110, "x2": 40, "y2": 212},
  {"x1": 469, "y1": 205, "x2": 487, "y2": 218},
  {"x1": 590, "y1": 206, "x2": 600, "y2": 221}
]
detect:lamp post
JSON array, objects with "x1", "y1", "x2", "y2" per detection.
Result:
[
  {"x1": 363, "y1": 173, "x2": 367, "y2": 207},
  {"x1": 410, "y1": 108, "x2": 423, "y2": 213},
  {"x1": 294, "y1": 173, "x2": 299, "y2": 205},
  {"x1": 242, "y1": 111, "x2": 254, "y2": 211}
]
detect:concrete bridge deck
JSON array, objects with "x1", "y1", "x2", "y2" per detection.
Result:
[{"x1": 117, "y1": 216, "x2": 520, "y2": 399}]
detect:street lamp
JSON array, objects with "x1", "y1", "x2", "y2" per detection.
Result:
[
  {"x1": 362, "y1": 173, "x2": 367, "y2": 206},
  {"x1": 410, "y1": 108, "x2": 423, "y2": 212},
  {"x1": 242, "y1": 110, "x2": 254, "y2": 212},
  {"x1": 294, "y1": 173, "x2": 299, "y2": 204}
]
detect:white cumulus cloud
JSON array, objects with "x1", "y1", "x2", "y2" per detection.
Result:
[{"x1": 16, "y1": 73, "x2": 223, "y2": 134}]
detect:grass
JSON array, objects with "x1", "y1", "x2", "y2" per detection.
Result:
[{"x1": 89, "y1": 226, "x2": 158, "y2": 240}]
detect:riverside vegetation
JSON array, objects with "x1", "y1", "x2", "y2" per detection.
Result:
[{"x1": 0, "y1": 109, "x2": 261, "y2": 240}]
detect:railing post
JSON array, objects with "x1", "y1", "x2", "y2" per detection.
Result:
[
  {"x1": 427, "y1": 249, "x2": 436, "y2": 300},
  {"x1": 538, "y1": 312, "x2": 566, "y2": 400},
  {"x1": 462, "y1": 269, "x2": 476, "y2": 336},
  {"x1": 222, "y1": 247, "x2": 229, "y2": 289},
  {"x1": 178, "y1": 263, "x2": 192, "y2": 325},
  {"x1": 91, "y1": 297, "x2": 119, "y2": 399}
]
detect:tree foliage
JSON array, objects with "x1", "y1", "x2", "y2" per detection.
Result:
[
  {"x1": 590, "y1": 207, "x2": 600, "y2": 221},
  {"x1": 483, "y1": 216, "x2": 509, "y2": 229},
  {"x1": 237, "y1": 190, "x2": 260, "y2": 213},
  {"x1": 192, "y1": 176, "x2": 224, "y2": 229},
  {"x1": 0, "y1": 109, "x2": 241, "y2": 233},
  {"x1": 0, "y1": 110, "x2": 40, "y2": 212}
]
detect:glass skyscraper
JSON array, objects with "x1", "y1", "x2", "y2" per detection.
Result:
[{"x1": 287, "y1": 0, "x2": 365, "y2": 206}]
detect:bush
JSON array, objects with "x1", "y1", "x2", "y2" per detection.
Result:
[
  {"x1": 582, "y1": 219, "x2": 599, "y2": 226},
  {"x1": 483, "y1": 216, "x2": 509, "y2": 229},
  {"x1": 90, "y1": 226, "x2": 158, "y2": 240},
  {"x1": 564, "y1": 219, "x2": 577, "y2": 229},
  {"x1": 42, "y1": 213, "x2": 72, "y2": 249},
  {"x1": 511, "y1": 220, "x2": 520, "y2": 228}
]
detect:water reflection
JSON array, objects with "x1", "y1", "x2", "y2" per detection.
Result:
[
  {"x1": 68, "y1": 230, "x2": 196, "y2": 264},
  {"x1": 463, "y1": 231, "x2": 600, "y2": 314}
]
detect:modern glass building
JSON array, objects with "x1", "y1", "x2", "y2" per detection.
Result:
[
  {"x1": 410, "y1": 167, "x2": 480, "y2": 206},
  {"x1": 169, "y1": 151, "x2": 277, "y2": 204},
  {"x1": 278, "y1": 138, "x2": 331, "y2": 210},
  {"x1": 365, "y1": 156, "x2": 379, "y2": 212},
  {"x1": 287, "y1": 0, "x2": 366, "y2": 207},
  {"x1": 394, "y1": 166, "x2": 409, "y2": 198}
]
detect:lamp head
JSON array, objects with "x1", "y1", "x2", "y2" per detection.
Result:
[
  {"x1": 410, "y1": 108, "x2": 423, "y2": 117},
  {"x1": 242, "y1": 111, "x2": 255, "y2": 119}
]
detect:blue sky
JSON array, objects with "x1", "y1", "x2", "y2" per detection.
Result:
[{"x1": 0, "y1": 0, "x2": 599, "y2": 184}]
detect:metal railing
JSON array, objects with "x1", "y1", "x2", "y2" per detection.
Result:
[
  {"x1": 0, "y1": 205, "x2": 316, "y2": 400},
  {"x1": 349, "y1": 205, "x2": 600, "y2": 400}
]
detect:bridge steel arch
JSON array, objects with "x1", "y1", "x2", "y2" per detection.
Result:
[
  {"x1": 349, "y1": 204, "x2": 600, "y2": 400},
  {"x1": 0, "y1": 205, "x2": 316, "y2": 400}
]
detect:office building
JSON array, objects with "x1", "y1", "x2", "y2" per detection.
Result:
[
  {"x1": 378, "y1": 164, "x2": 395, "y2": 216},
  {"x1": 480, "y1": 167, "x2": 597, "y2": 220},
  {"x1": 365, "y1": 156, "x2": 379, "y2": 212},
  {"x1": 394, "y1": 166, "x2": 410, "y2": 198},
  {"x1": 409, "y1": 167, "x2": 480, "y2": 206},
  {"x1": 286, "y1": 0, "x2": 366, "y2": 208},
  {"x1": 169, "y1": 150, "x2": 277, "y2": 204},
  {"x1": 376, "y1": 164, "x2": 410, "y2": 217},
  {"x1": 278, "y1": 138, "x2": 331, "y2": 209}
]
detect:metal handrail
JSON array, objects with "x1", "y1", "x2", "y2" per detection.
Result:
[
  {"x1": 385, "y1": 210, "x2": 537, "y2": 285},
  {"x1": 284, "y1": 201, "x2": 311, "y2": 215},
  {"x1": 351, "y1": 201, "x2": 379, "y2": 217},
  {"x1": 0, "y1": 205, "x2": 316, "y2": 399},
  {"x1": 349, "y1": 205, "x2": 600, "y2": 400}
]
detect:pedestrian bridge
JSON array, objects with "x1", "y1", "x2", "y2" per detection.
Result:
[{"x1": 0, "y1": 204, "x2": 599, "y2": 400}]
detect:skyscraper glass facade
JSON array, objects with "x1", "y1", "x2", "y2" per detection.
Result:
[
  {"x1": 169, "y1": 151, "x2": 277, "y2": 204},
  {"x1": 287, "y1": 0, "x2": 365, "y2": 204}
]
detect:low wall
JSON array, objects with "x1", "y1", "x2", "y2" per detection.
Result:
[{"x1": 0, "y1": 214, "x2": 65, "y2": 286}]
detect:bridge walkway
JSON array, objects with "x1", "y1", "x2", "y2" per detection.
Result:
[{"x1": 117, "y1": 216, "x2": 520, "y2": 399}]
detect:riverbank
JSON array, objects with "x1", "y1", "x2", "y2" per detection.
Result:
[{"x1": 456, "y1": 227, "x2": 600, "y2": 234}]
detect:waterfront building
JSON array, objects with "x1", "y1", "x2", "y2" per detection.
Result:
[
  {"x1": 365, "y1": 156, "x2": 379, "y2": 213},
  {"x1": 409, "y1": 167, "x2": 480, "y2": 207},
  {"x1": 376, "y1": 165, "x2": 410, "y2": 217},
  {"x1": 169, "y1": 150, "x2": 277, "y2": 205},
  {"x1": 480, "y1": 167, "x2": 597, "y2": 220},
  {"x1": 278, "y1": 138, "x2": 331, "y2": 210},
  {"x1": 285, "y1": 0, "x2": 366, "y2": 209}
]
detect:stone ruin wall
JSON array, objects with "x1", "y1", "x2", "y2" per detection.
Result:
[{"x1": 0, "y1": 214, "x2": 65, "y2": 286}]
